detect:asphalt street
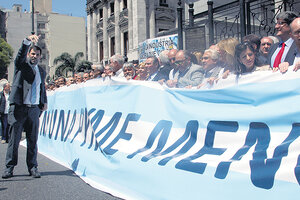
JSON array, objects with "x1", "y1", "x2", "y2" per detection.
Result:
[{"x1": 0, "y1": 139, "x2": 122, "y2": 200}]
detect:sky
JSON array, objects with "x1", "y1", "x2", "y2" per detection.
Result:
[{"x1": 0, "y1": 0, "x2": 87, "y2": 18}]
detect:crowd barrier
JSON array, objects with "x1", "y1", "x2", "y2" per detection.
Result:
[{"x1": 36, "y1": 70, "x2": 300, "y2": 200}]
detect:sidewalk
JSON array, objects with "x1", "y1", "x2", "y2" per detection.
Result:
[{"x1": 0, "y1": 139, "x2": 122, "y2": 200}]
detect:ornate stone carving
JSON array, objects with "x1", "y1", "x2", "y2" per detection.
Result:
[
  {"x1": 118, "y1": 8, "x2": 128, "y2": 28},
  {"x1": 107, "y1": 15, "x2": 115, "y2": 34}
]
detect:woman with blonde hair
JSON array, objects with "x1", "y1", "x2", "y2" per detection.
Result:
[{"x1": 215, "y1": 37, "x2": 239, "y2": 78}]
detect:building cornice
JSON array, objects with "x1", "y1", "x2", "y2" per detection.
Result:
[{"x1": 86, "y1": 0, "x2": 103, "y2": 14}]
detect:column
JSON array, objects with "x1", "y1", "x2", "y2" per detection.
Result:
[
  {"x1": 87, "y1": 12, "x2": 92, "y2": 61},
  {"x1": 128, "y1": 0, "x2": 133, "y2": 51},
  {"x1": 103, "y1": 3, "x2": 109, "y2": 61},
  {"x1": 92, "y1": 10, "x2": 98, "y2": 63},
  {"x1": 149, "y1": 1, "x2": 156, "y2": 39},
  {"x1": 115, "y1": 0, "x2": 121, "y2": 54},
  {"x1": 132, "y1": 0, "x2": 147, "y2": 49}
]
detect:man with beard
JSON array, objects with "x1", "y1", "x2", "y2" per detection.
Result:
[
  {"x1": 2, "y1": 34, "x2": 47, "y2": 179},
  {"x1": 166, "y1": 50, "x2": 204, "y2": 88}
]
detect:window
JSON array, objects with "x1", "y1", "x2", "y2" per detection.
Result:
[
  {"x1": 99, "y1": 9, "x2": 103, "y2": 19},
  {"x1": 123, "y1": 0, "x2": 127, "y2": 9},
  {"x1": 99, "y1": 41, "x2": 103, "y2": 61},
  {"x1": 110, "y1": 37, "x2": 115, "y2": 56},
  {"x1": 38, "y1": 23, "x2": 45, "y2": 29},
  {"x1": 123, "y1": 32, "x2": 128, "y2": 56},
  {"x1": 159, "y1": 0, "x2": 168, "y2": 7},
  {"x1": 159, "y1": 28, "x2": 169, "y2": 32},
  {"x1": 110, "y1": 2, "x2": 114, "y2": 15}
]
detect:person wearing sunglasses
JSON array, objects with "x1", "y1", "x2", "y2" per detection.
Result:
[
  {"x1": 278, "y1": 17, "x2": 300, "y2": 73},
  {"x1": 166, "y1": 50, "x2": 204, "y2": 88},
  {"x1": 268, "y1": 11, "x2": 298, "y2": 69}
]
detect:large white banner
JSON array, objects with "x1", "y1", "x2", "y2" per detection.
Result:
[{"x1": 37, "y1": 71, "x2": 300, "y2": 200}]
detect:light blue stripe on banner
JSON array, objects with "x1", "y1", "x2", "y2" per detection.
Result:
[
  {"x1": 37, "y1": 135, "x2": 300, "y2": 200},
  {"x1": 47, "y1": 78, "x2": 300, "y2": 131}
]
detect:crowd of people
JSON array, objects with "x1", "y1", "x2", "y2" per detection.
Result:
[
  {"x1": 1, "y1": 10, "x2": 300, "y2": 180},
  {"x1": 46, "y1": 12, "x2": 299, "y2": 91}
]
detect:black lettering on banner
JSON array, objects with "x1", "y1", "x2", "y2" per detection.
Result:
[
  {"x1": 48, "y1": 109, "x2": 58, "y2": 139},
  {"x1": 39, "y1": 108, "x2": 300, "y2": 189},
  {"x1": 40, "y1": 111, "x2": 48, "y2": 136},
  {"x1": 175, "y1": 121, "x2": 238, "y2": 174},
  {"x1": 71, "y1": 108, "x2": 85, "y2": 143},
  {"x1": 63, "y1": 110, "x2": 77, "y2": 142},
  {"x1": 95, "y1": 112, "x2": 122, "y2": 147},
  {"x1": 104, "y1": 113, "x2": 141, "y2": 155},
  {"x1": 127, "y1": 120, "x2": 173, "y2": 159},
  {"x1": 54, "y1": 110, "x2": 71, "y2": 141},
  {"x1": 158, "y1": 120, "x2": 199, "y2": 166}
]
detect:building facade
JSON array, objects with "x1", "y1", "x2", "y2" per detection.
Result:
[
  {"x1": 87, "y1": 0, "x2": 300, "y2": 62},
  {"x1": 2, "y1": 1, "x2": 86, "y2": 82},
  {"x1": 86, "y1": 0, "x2": 178, "y2": 64}
]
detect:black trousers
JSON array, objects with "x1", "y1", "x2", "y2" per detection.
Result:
[
  {"x1": 1, "y1": 113, "x2": 9, "y2": 142},
  {"x1": 5, "y1": 104, "x2": 41, "y2": 173}
]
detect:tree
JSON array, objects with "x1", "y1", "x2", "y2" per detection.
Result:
[
  {"x1": 0, "y1": 38, "x2": 14, "y2": 79},
  {"x1": 54, "y1": 52, "x2": 92, "y2": 77}
]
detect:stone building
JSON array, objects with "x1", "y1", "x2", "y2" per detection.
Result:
[
  {"x1": 0, "y1": 8, "x2": 6, "y2": 39},
  {"x1": 86, "y1": 0, "x2": 245, "y2": 64},
  {"x1": 86, "y1": 0, "x2": 179, "y2": 64},
  {"x1": 2, "y1": 1, "x2": 86, "y2": 82},
  {"x1": 87, "y1": 0, "x2": 300, "y2": 63}
]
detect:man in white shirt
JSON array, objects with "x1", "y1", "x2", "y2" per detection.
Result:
[
  {"x1": 0, "y1": 83, "x2": 10, "y2": 144},
  {"x1": 268, "y1": 11, "x2": 298, "y2": 69},
  {"x1": 2, "y1": 34, "x2": 47, "y2": 179},
  {"x1": 278, "y1": 17, "x2": 300, "y2": 72},
  {"x1": 109, "y1": 54, "x2": 125, "y2": 78}
]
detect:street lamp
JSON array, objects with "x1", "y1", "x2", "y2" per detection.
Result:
[
  {"x1": 31, "y1": 0, "x2": 35, "y2": 34},
  {"x1": 207, "y1": 0, "x2": 214, "y2": 46},
  {"x1": 177, "y1": 0, "x2": 183, "y2": 50}
]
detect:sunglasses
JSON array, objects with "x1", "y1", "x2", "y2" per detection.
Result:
[{"x1": 174, "y1": 60, "x2": 186, "y2": 65}]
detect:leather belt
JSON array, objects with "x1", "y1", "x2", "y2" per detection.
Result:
[{"x1": 25, "y1": 104, "x2": 39, "y2": 108}]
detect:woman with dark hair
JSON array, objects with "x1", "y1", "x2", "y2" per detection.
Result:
[{"x1": 234, "y1": 42, "x2": 271, "y2": 75}]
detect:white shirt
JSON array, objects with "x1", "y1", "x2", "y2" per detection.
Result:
[
  {"x1": 293, "y1": 51, "x2": 300, "y2": 66},
  {"x1": 115, "y1": 69, "x2": 124, "y2": 78},
  {"x1": 24, "y1": 65, "x2": 41, "y2": 105},
  {"x1": 4, "y1": 92, "x2": 9, "y2": 114}
]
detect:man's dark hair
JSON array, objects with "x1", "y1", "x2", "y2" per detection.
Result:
[
  {"x1": 276, "y1": 11, "x2": 298, "y2": 25},
  {"x1": 242, "y1": 34, "x2": 261, "y2": 53},
  {"x1": 29, "y1": 45, "x2": 42, "y2": 55},
  {"x1": 132, "y1": 60, "x2": 139, "y2": 65},
  {"x1": 182, "y1": 50, "x2": 193, "y2": 60}
]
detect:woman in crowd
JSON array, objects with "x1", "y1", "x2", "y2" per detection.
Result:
[
  {"x1": 216, "y1": 37, "x2": 239, "y2": 78},
  {"x1": 102, "y1": 64, "x2": 115, "y2": 77},
  {"x1": 193, "y1": 51, "x2": 203, "y2": 65},
  {"x1": 122, "y1": 62, "x2": 136, "y2": 80},
  {"x1": 134, "y1": 62, "x2": 148, "y2": 80},
  {"x1": 234, "y1": 42, "x2": 271, "y2": 75}
]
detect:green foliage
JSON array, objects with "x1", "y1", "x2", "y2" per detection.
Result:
[
  {"x1": 54, "y1": 52, "x2": 92, "y2": 77},
  {"x1": 0, "y1": 38, "x2": 14, "y2": 79}
]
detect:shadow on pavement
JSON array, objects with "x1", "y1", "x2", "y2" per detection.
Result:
[{"x1": 41, "y1": 169, "x2": 78, "y2": 177}]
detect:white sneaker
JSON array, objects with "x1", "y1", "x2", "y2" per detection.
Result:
[{"x1": 1, "y1": 140, "x2": 6, "y2": 144}]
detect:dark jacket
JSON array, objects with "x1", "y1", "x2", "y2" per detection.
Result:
[
  {"x1": 9, "y1": 41, "x2": 47, "y2": 108},
  {"x1": 267, "y1": 40, "x2": 297, "y2": 68},
  {"x1": 0, "y1": 92, "x2": 5, "y2": 114}
]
